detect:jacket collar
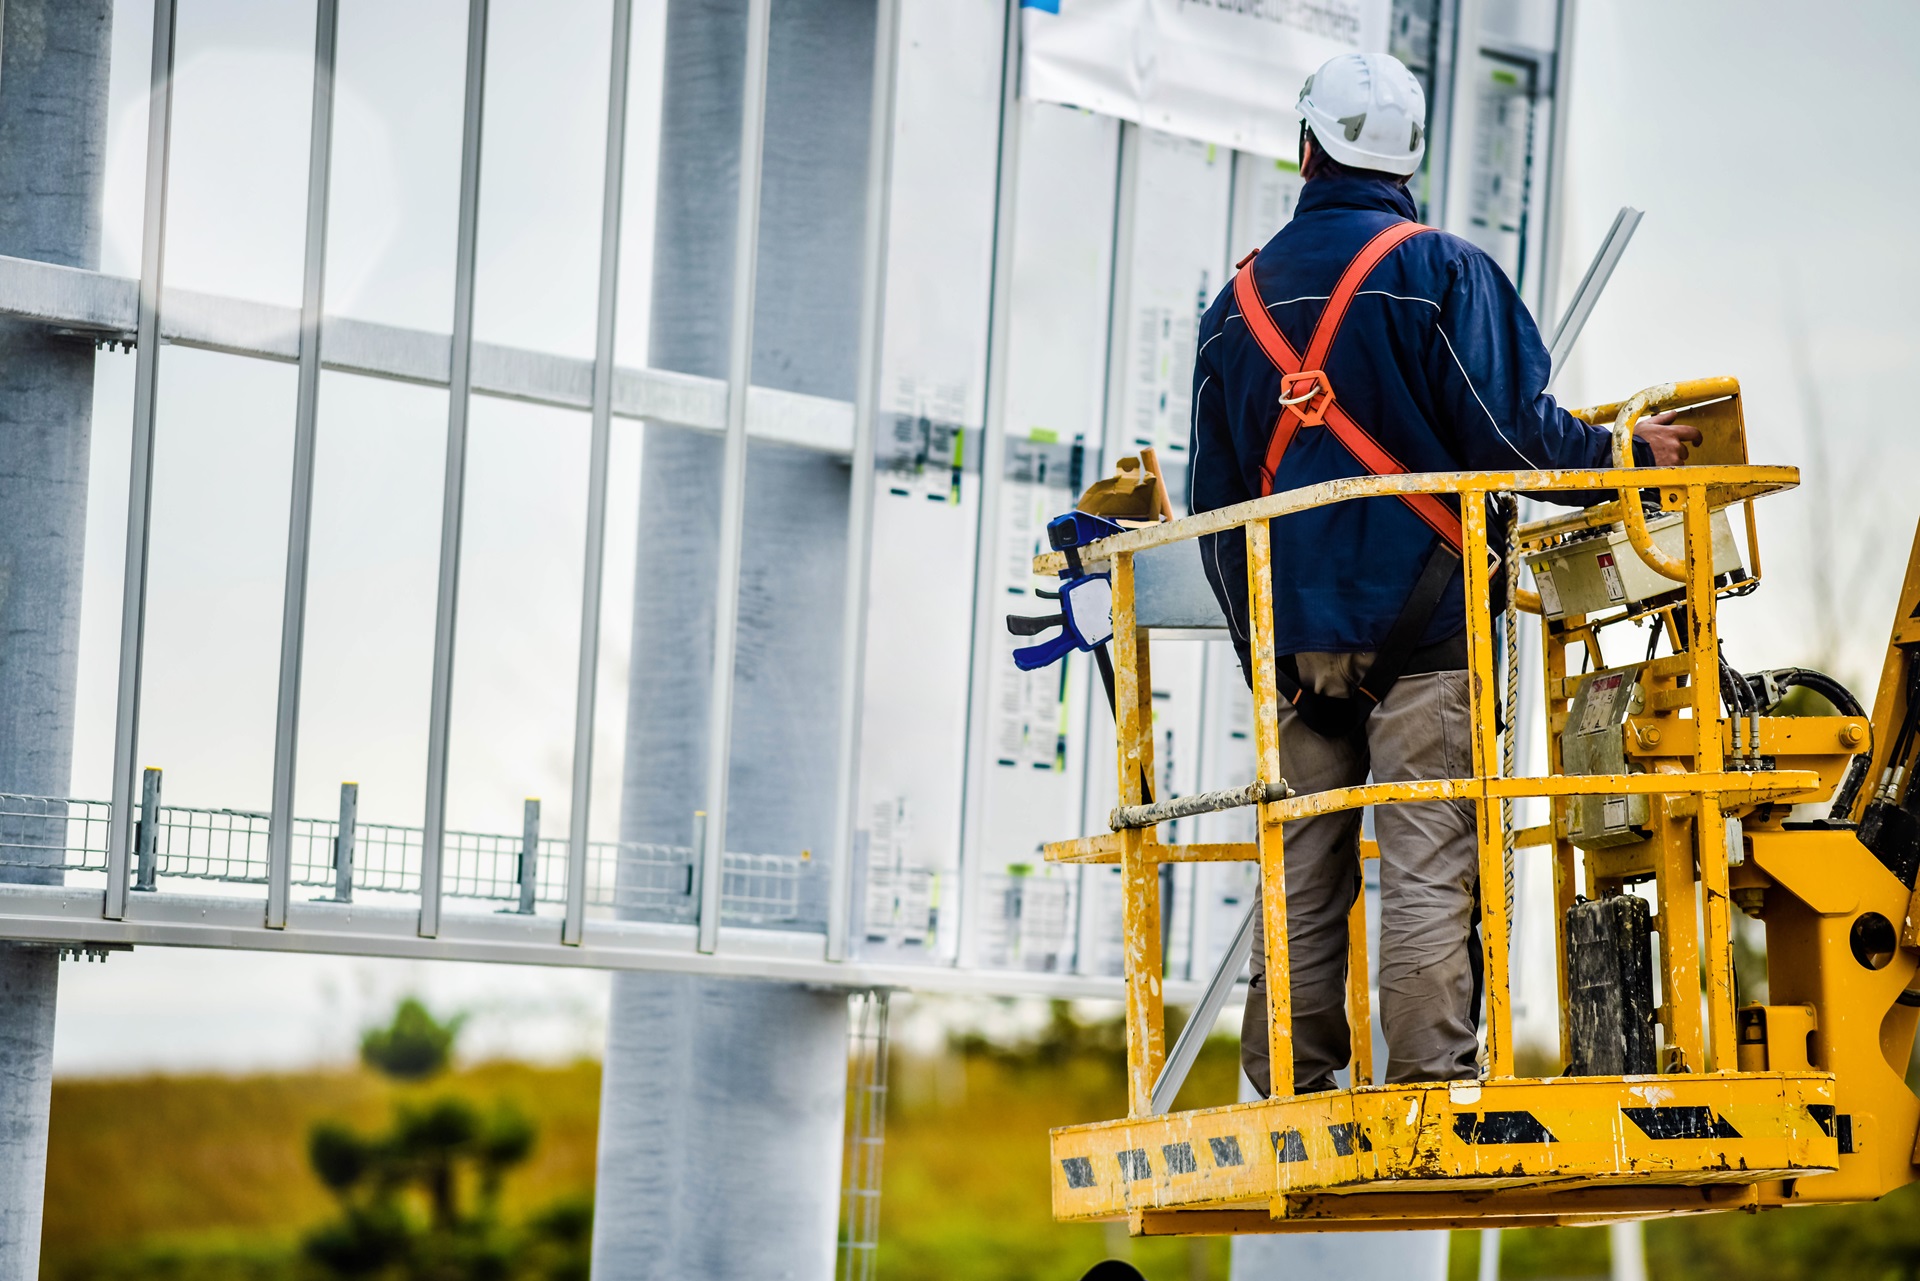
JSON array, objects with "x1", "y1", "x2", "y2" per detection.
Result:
[{"x1": 1293, "y1": 171, "x2": 1421, "y2": 223}]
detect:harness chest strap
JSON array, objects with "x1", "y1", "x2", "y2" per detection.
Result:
[{"x1": 1231, "y1": 222, "x2": 1463, "y2": 550}]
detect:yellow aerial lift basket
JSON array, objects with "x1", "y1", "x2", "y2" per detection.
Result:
[{"x1": 1036, "y1": 378, "x2": 1920, "y2": 1234}]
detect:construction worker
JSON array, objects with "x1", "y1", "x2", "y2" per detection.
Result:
[{"x1": 1188, "y1": 51, "x2": 1700, "y2": 1095}]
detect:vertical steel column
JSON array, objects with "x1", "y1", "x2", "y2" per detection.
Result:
[
  {"x1": 104, "y1": 0, "x2": 181, "y2": 922},
  {"x1": 267, "y1": 0, "x2": 342, "y2": 931},
  {"x1": 134, "y1": 767, "x2": 162, "y2": 892},
  {"x1": 824, "y1": 0, "x2": 900, "y2": 963},
  {"x1": 334, "y1": 781, "x2": 357, "y2": 902},
  {"x1": 517, "y1": 797, "x2": 540, "y2": 914},
  {"x1": 954, "y1": 0, "x2": 1024, "y2": 968},
  {"x1": 562, "y1": 0, "x2": 637, "y2": 948},
  {"x1": 695, "y1": 0, "x2": 772, "y2": 957},
  {"x1": 419, "y1": 0, "x2": 491, "y2": 940}
]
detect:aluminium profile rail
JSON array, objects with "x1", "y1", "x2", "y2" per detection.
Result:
[{"x1": 0, "y1": 253, "x2": 856, "y2": 454}]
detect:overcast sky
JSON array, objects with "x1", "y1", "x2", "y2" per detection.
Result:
[{"x1": 47, "y1": 0, "x2": 1920, "y2": 1074}]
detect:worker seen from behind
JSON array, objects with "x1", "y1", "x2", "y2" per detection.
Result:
[{"x1": 1187, "y1": 51, "x2": 1700, "y2": 1095}]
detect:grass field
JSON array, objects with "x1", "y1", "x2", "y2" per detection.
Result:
[{"x1": 38, "y1": 1002, "x2": 1920, "y2": 1280}]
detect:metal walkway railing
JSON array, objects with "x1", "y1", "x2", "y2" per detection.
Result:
[{"x1": 0, "y1": 779, "x2": 804, "y2": 926}]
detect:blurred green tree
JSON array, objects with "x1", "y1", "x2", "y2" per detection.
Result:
[
  {"x1": 360, "y1": 998, "x2": 466, "y2": 1082},
  {"x1": 304, "y1": 1000, "x2": 589, "y2": 1280}
]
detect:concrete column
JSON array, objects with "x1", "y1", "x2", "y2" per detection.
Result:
[
  {"x1": 590, "y1": 1, "x2": 874, "y2": 1277},
  {"x1": 0, "y1": 2, "x2": 116, "y2": 1276}
]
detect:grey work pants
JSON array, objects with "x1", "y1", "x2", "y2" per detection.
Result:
[{"x1": 1241, "y1": 668, "x2": 1481, "y2": 1095}]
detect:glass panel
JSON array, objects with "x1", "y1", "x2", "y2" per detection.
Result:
[
  {"x1": 159, "y1": 0, "x2": 317, "y2": 307},
  {"x1": 965, "y1": 100, "x2": 1119, "y2": 974},
  {"x1": 296, "y1": 372, "x2": 449, "y2": 846},
  {"x1": 472, "y1": 0, "x2": 615, "y2": 360},
  {"x1": 851, "y1": 0, "x2": 1004, "y2": 964},
  {"x1": 439, "y1": 396, "x2": 591, "y2": 915},
  {"x1": 324, "y1": 0, "x2": 471, "y2": 331}
]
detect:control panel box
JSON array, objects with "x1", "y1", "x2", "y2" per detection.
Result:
[{"x1": 1527, "y1": 510, "x2": 1743, "y2": 621}]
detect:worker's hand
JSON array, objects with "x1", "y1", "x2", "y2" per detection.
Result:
[{"x1": 1633, "y1": 410, "x2": 1704, "y2": 466}]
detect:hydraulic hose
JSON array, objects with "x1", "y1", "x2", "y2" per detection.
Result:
[{"x1": 1745, "y1": 666, "x2": 1871, "y2": 820}]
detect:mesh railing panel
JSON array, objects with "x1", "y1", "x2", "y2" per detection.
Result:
[
  {"x1": 0, "y1": 793, "x2": 806, "y2": 924},
  {"x1": 0, "y1": 794, "x2": 111, "y2": 876}
]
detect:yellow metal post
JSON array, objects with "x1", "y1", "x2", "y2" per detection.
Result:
[
  {"x1": 1245, "y1": 519, "x2": 1293, "y2": 1098},
  {"x1": 1346, "y1": 885, "x2": 1373, "y2": 1087},
  {"x1": 1542, "y1": 617, "x2": 1578, "y2": 1068},
  {"x1": 1461, "y1": 492, "x2": 1514, "y2": 1076},
  {"x1": 1113, "y1": 550, "x2": 1164, "y2": 1116},
  {"x1": 1683, "y1": 483, "x2": 1738, "y2": 1069}
]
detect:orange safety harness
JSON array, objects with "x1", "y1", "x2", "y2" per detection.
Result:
[
  {"x1": 1229, "y1": 221, "x2": 1467, "y2": 736},
  {"x1": 1231, "y1": 220, "x2": 1463, "y2": 551}
]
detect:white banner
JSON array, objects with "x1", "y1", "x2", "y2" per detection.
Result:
[{"x1": 1020, "y1": 0, "x2": 1391, "y2": 158}]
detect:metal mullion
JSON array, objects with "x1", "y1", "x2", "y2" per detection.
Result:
[
  {"x1": 696, "y1": 0, "x2": 773, "y2": 956},
  {"x1": 562, "y1": 0, "x2": 636, "y2": 948},
  {"x1": 1069, "y1": 117, "x2": 1139, "y2": 966},
  {"x1": 953, "y1": 0, "x2": 1023, "y2": 970},
  {"x1": 266, "y1": 0, "x2": 342, "y2": 931},
  {"x1": 1440, "y1": 0, "x2": 1486, "y2": 237},
  {"x1": 1536, "y1": 0, "x2": 1582, "y2": 329},
  {"x1": 419, "y1": 0, "x2": 491, "y2": 940},
  {"x1": 1074, "y1": 119, "x2": 1137, "y2": 844},
  {"x1": 104, "y1": 0, "x2": 181, "y2": 923},
  {"x1": 1097, "y1": 121, "x2": 1139, "y2": 472},
  {"x1": 824, "y1": 0, "x2": 900, "y2": 964}
]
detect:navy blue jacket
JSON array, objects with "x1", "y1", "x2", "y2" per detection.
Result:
[{"x1": 1187, "y1": 172, "x2": 1645, "y2": 668}]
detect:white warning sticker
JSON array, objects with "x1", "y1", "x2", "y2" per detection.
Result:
[
  {"x1": 1596, "y1": 551, "x2": 1627, "y2": 602},
  {"x1": 1534, "y1": 569, "x2": 1562, "y2": 617},
  {"x1": 1579, "y1": 673, "x2": 1625, "y2": 735},
  {"x1": 1602, "y1": 796, "x2": 1629, "y2": 830}
]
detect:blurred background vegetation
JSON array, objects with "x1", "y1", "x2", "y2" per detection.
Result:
[{"x1": 38, "y1": 995, "x2": 1920, "y2": 1281}]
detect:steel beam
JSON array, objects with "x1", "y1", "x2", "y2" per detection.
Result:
[
  {"x1": 0, "y1": 881, "x2": 1223, "y2": 1001},
  {"x1": 420, "y1": 0, "x2": 491, "y2": 940},
  {"x1": 954, "y1": 0, "x2": 1024, "y2": 967},
  {"x1": 104, "y1": 0, "x2": 180, "y2": 922},
  {"x1": 0, "y1": 254, "x2": 853, "y2": 452},
  {"x1": 695, "y1": 0, "x2": 772, "y2": 957},
  {"x1": 267, "y1": 0, "x2": 341, "y2": 931},
  {"x1": 824, "y1": 0, "x2": 899, "y2": 962},
  {"x1": 563, "y1": 0, "x2": 637, "y2": 948}
]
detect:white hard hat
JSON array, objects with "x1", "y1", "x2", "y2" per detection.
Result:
[{"x1": 1296, "y1": 52, "x2": 1427, "y2": 177}]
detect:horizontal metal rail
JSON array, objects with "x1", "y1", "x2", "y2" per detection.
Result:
[
  {"x1": 0, "y1": 879, "x2": 1231, "y2": 1001},
  {"x1": 0, "y1": 253, "x2": 854, "y2": 453},
  {"x1": 1032, "y1": 464, "x2": 1799, "y2": 572},
  {"x1": 1109, "y1": 780, "x2": 1291, "y2": 831}
]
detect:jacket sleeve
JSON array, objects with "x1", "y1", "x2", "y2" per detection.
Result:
[
  {"x1": 1188, "y1": 321, "x2": 1255, "y2": 677},
  {"x1": 1432, "y1": 249, "x2": 1652, "y2": 491}
]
